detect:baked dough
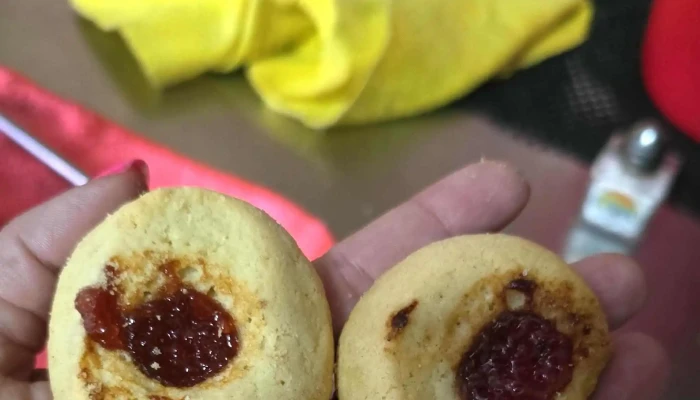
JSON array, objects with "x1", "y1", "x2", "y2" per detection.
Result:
[
  {"x1": 337, "y1": 234, "x2": 611, "y2": 400},
  {"x1": 47, "y1": 187, "x2": 334, "y2": 400}
]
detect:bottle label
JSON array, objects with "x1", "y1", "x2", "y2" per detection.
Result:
[{"x1": 581, "y1": 183, "x2": 648, "y2": 240}]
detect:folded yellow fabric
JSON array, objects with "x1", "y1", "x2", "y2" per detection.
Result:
[{"x1": 70, "y1": 0, "x2": 593, "y2": 129}]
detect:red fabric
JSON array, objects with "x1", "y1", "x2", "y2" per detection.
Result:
[
  {"x1": 642, "y1": 0, "x2": 700, "y2": 142},
  {"x1": 0, "y1": 66, "x2": 335, "y2": 369}
]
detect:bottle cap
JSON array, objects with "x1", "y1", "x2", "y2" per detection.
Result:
[{"x1": 622, "y1": 119, "x2": 667, "y2": 173}]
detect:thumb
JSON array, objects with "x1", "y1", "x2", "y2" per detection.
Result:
[{"x1": 0, "y1": 161, "x2": 147, "y2": 379}]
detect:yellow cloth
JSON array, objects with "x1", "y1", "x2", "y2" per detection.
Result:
[{"x1": 70, "y1": 0, "x2": 593, "y2": 129}]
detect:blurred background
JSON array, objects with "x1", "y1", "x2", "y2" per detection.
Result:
[{"x1": 1, "y1": 0, "x2": 699, "y2": 398}]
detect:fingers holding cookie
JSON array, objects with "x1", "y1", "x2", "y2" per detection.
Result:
[
  {"x1": 316, "y1": 161, "x2": 530, "y2": 332},
  {"x1": 48, "y1": 188, "x2": 334, "y2": 400},
  {"x1": 570, "y1": 254, "x2": 646, "y2": 329}
]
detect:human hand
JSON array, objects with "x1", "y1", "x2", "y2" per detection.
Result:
[{"x1": 0, "y1": 160, "x2": 669, "y2": 399}]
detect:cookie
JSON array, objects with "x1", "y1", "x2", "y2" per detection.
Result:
[
  {"x1": 337, "y1": 234, "x2": 611, "y2": 400},
  {"x1": 48, "y1": 187, "x2": 334, "y2": 400}
]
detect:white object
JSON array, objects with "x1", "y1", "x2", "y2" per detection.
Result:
[
  {"x1": 580, "y1": 131, "x2": 680, "y2": 243},
  {"x1": 0, "y1": 114, "x2": 88, "y2": 186},
  {"x1": 562, "y1": 221, "x2": 632, "y2": 263}
]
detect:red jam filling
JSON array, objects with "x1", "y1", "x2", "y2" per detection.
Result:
[
  {"x1": 74, "y1": 263, "x2": 239, "y2": 388},
  {"x1": 456, "y1": 311, "x2": 573, "y2": 400}
]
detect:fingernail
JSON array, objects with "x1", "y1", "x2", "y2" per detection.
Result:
[
  {"x1": 130, "y1": 159, "x2": 150, "y2": 186},
  {"x1": 132, "y1": 159, "x2": 150, "y2": 194}
]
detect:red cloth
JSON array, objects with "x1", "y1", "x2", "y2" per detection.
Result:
[
  {"x1": 0, "y1": 66, "x2": 335, "y2": 369},
  {"x1": 642, "y1": 0, "x2": 700, "y2": 142}
]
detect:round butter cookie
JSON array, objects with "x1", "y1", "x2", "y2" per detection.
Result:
[
  {"x1": 337, "y1": 234, "x2": 611, "y2": 400},
  {"x1": 48, "y1": 187, "x2": 334, "y2": 400}
]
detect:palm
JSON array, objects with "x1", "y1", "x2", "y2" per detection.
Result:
[{"x1": 0, "y1": 162, "x2": 669, "y2": 400}]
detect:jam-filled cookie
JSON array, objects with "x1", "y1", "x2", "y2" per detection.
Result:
[
  {"x1": 337, "y1": 234, "x2": 611, "y2": 400},
  {"x1": 48, "y1": 187, "x2": 334, "y2": 400}
]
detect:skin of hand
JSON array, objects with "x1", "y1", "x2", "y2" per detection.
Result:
[{"x1": 0, "y1": 160, "x2": 670, "y2": 400}]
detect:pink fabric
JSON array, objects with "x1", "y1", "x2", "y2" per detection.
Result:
[{"x1": 0, "y1": 66, "x2": 335, "y2": 369}]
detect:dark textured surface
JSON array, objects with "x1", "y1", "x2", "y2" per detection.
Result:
[{"x1": 459, "y1": 0, "x2": 700, "y2": 218}]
